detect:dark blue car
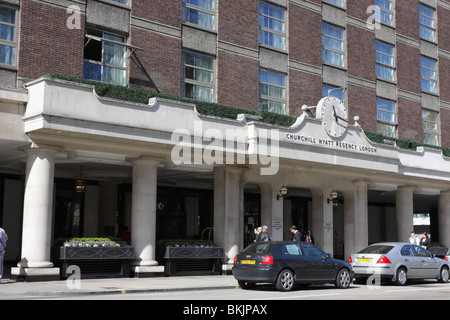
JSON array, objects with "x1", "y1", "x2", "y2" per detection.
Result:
[{"x1": 232, "y1": 241, "x2": 353, "y2": 291}]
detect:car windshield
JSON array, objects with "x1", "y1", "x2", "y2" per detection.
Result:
[
  {"x1": 358, "y1": 245, "x2": 394, "y2": 254},
  {"x1": 242, "y1": 242, "x2": 275, "y2": 254}
]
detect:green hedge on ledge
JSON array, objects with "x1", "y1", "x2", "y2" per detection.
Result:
[{"x1": 39, "y1": 74, "x2": 449, "y2": 157}]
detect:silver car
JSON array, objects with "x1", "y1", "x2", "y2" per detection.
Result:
[{"x1": 350, "y1": 242, "x2": 450, "y2": 286}]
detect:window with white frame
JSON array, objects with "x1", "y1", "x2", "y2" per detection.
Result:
[
  {"x1": 83, "y1": 29, "x2": 127, "y2": 86},
  {"x1": 322, "y1": 23, "x2": 345, "y2": 67},
  {"x1": 422, "y1": 109, "x2": 439, "y2": 146},
  {"x1": 323, "y1": 0, "x2": 344, "y2": 8},
  {"x1": 419, "y1": 3, "x2": 436, "y2": 42},
  {"x1": 182, "y1": 0, "x2": 215, "y2": 30},
  {"x1": 259, "y1": 69, "x2": 286, "y2": 115},
  {"x1": 420, "y1": 56, "x2": 437, "y2": 94},
  {"x1": 375, "y1": 41, "x2": 395, "y2": 81},
  {"x1": 376, "y1": 98, "x2": 397, "y2": 138},
  {"x1": 0, "y1": 5, "x2": 17, "y2": 66},
  {"x1": 259, "y1": 1, "x2": 286, "y2": 50},
  {"x1": 181, "y1": 51, "x2": 215, "y2": 102},
  {"x1": 374, "y1": 0, "x2": 394, "y2": 26}
]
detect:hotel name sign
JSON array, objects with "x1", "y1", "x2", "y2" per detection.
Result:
[{"x1": 284, "y1": 133, "x2": 378, "y2": 154}]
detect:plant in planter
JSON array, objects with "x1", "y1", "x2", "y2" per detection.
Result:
[
  {"x1": 57, "y1": 238, "x2": 134, "y2": 260},
  {"x1": 62, "y1": 237, "x2": 130, "y2": 248}
]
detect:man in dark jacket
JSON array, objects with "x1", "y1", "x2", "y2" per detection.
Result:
[
  {"x1": 290, "y1": 225, "x2": 302, "y2": 242},
  {"x1": 256, "y1": 225, "x2": 271, "y2": 241}
]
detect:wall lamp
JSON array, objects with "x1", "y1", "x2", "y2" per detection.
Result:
[
  {"x1": 277, "y1": 185, "x2": 288, "y2": 201},
  {"x1": 327, "y1": 190, "x2": 338, "y2": 204}
]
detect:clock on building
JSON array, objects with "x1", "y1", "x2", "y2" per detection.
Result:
[{"x1": 317, "y1": 97, "x2": 348, "y2": 138}]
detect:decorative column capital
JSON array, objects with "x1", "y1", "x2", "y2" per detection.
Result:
[{"x1": 127, "y1": 156, "x2": 165, "y2": 166}]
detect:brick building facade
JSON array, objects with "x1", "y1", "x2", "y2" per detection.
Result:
[
  {"x1": 1, "y1": 0, "x2": 448, "y2": 147},
  {"x1": 1, "y1": 0, "x2": 450, "y2": 279}
]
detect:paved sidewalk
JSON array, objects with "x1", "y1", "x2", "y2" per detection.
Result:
[{"x1": 0, "y1": 275, "x2": 238, "y2": 297}]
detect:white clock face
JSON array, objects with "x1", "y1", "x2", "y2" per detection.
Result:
[{"x1": 321, "y1": 97, "x2": 348, "y2": 138}]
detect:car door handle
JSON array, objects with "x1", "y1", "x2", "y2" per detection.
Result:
[{"x1": 404, "y1": 259, "x2": 409, "y2": 262}]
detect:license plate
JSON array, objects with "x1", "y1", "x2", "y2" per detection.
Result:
[
  {"x1": 241, "y1": 260, "x2": 256, "y2": 265},
  {"x1": 358, "y1": 258, "x2": 371, "y2": 263}
]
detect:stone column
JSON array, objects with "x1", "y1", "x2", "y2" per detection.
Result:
[
  {"x1": 213, "y1": 166, "x2": 244, "y2": 266},
  {"x1": 130, "y1": 157, "x2": 161, "y2": 270},
  {"x1": 311, "y1": 188, "x2": 333, "y2": 254},
  {"x1": 354, "y1": 180, "x2": 369, "y2": 252},
  {"x1": 438, "y1": 190, "x2": 450, "y2": 247},
  {"x1": 13, "y1": 146, "x2": 60, "y2": 280},
  {"x1": 396, "y1": 186, "x2": 415, "y2": 242}
]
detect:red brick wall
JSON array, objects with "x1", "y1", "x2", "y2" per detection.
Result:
[
  {"x1": 438, "y1": 5, "x2": 450, "y2": 52},
  {"x1": 397, "y1": 98, "x2": 422, "y2": 142},
  {"x1": 288, "y1": 69, "x2": 322, "y2": 117},
  {"x1": 396, "y1": 42, "x2": 421, "y2": 94},
  {"x1": 217, "y1": 0, "x2": 258, "y2": 49},
  {"x1": 289, "y1": 4, "x2": 321, "y2": 66},
  {"x1": 440, "y1": 57, "x2": 450, "y2": 104},
  {"x1": 129, "y1": 27, "x2": 181, "y2": 96},
  {"x1": 347, "y1": 84, "x2": 377, "y2": 132},
  {"x1": 18, "y1": 0, "x2": 85, "y2": 79},
  {"x1": 216, "y1": 50, "x2": 259, "y2": 111},
  {"x1": 396, "y1": 0, "x2": 420, "y2": 40},
  {"x1": 347, "y1": 25, "x2": 376, "y2": 82},
  {"x1": 347, "y1": 0, "x2": 373, "y2": 21},
  {"x1": 131, "y1": 0, "x2": 181, "y2": 28},
  {"x1": 441, "y1": 108, "x2": 450, "y2": 148}
]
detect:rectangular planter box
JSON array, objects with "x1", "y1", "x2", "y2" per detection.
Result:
[
  {"x1": 164, "y1": 247, "x2": 224, "y2": 276},
  {"x1": 58, "y1": 246, "x2": 134, "y2": 279},
  {"x1": 164, "y1": 247, "x2": 224, "y2": 260},
  {"x1": 60, "y1": 246, "x2": 134, "y2": 260}
]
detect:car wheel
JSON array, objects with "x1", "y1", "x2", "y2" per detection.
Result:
[
  {"x1": 395, "y1": 267, "x2": 407, "y2": 286},
  {"x1": 438, "y1": 266, "x2": 449, "y2": 283},
  {"x1": 335, "y1": 268, "x2": 352, "y2": 289},
  {"x1": 276, "y1": 269, "x2": 295, "y2": 292},
  {"x1": 237, "y1": 280, "x2": 256, "y2": 289}
]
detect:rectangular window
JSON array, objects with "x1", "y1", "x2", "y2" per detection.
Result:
[
  {"x1": 376, "y1": 98, "x2": 397, "y2": 138},
  {"x1": 259, "y1": 69, "x2": 286, "y2": 115},
  {"x1": 419, "y1": 4, "x2": 436, "y2": 42},
  {"x1": 323, "y1": 0, "x2": 344, "y2": 7},
  {"x1": 322, "y1": 84, "x2": 345, "y2": 102},
  {"x1": 181, "y1": 51, "x2": 215, "y2": 102},
  {"x1": 375, "y1": 41, "x2": 395, "y2": 81},
  {"x1": 182, "y1": 0, "x2": 215, "y2": 30},
  {"x1": 83, "y1": 30, "x2": 127, "y2": 86},
  {"x1": 0, "y1": 5, "x2": 17, "y2": 66},
  {"x1": 322, "y1": 23, "x2": 345, "y2": 67},
  {"x1": 420, "y1": 56, "x2": 437, "y2": 94},
  {"x1": 259, "y1": 1, "x2": 286, "y2": 50},
  {"x1": 374, "y1": 0, "x2": 394, "y2": 26},
  {"x1": 422, "y1": 109, "x2": 439, "y2": 146}
]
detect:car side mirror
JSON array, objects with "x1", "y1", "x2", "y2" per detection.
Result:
[{"x1": 322, "y1": 253, "x2": 331, "y2": 260}]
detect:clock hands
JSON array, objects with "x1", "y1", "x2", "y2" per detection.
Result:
[{"x1": 332, "y1": 105, "x2": 348, "y2": 123}]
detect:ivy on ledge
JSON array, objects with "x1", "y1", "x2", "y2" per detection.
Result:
[{"x1": 39, "y1": 74, "x2": 449, "y2": 157}]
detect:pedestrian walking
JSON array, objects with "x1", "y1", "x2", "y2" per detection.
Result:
[
  {"x1": 408, "y1": 231, "x2": 419, "y2": 245},
  {"x1": 0, "y1": 227, "x2": 8, "y2": 282},
  {"x1": 256, "y1": 225, "x2": 271, "y2": 242},
  {"x1": 290, "y1": 225, "x2": 302, "y2": 242},
  {"x1": 420, "y1": 232, "x2": 430, "y2": 250},
  {"x1": 305, "y1": 229, "x2": 315, "y2": 244}
]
